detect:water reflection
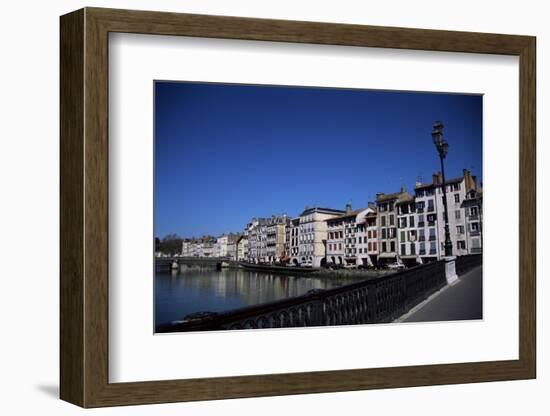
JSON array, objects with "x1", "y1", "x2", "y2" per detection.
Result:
[{"x1": 155, "y1": 266, "x2": 358, "y2": 326}]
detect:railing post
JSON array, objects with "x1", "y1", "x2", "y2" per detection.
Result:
[
  {"x1": 443, "y1": 256, "x2": 458, "y2": 285},
  {"x1": 306, "y1": 289, "x2": 326, "y2": 326},
  {"x1": 367, "y1": 285, "x2": 378, "y2": 323}
]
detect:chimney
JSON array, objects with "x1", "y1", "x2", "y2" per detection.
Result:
[{"x1": 345, "y1": 203, "x2": 352, "y2": 214}]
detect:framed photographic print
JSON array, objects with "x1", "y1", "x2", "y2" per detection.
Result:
[{"x1": 60, "y1": 7, "x2": 536, "y2": 408}]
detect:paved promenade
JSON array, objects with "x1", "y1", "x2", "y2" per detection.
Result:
[{"x1": 402, "y1": 265, "x2": 483, "y2": 323}]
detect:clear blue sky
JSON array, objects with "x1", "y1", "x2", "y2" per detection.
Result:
[{"x1": 155, "y1": 81, "x2": 482, "y2": 238}]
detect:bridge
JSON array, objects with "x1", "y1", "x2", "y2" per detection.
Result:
[
  {"x1": 155, "y1": 256, "x2": 233, "y2": 271},
  {"x1": 156, "y1": 254, "x2": 482, "y2": 332}
]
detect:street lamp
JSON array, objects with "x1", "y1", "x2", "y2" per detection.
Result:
[{"x1": 431, "y1": 121, "x2": 453, "y2": 257}]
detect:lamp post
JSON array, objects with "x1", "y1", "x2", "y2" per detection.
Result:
[{"x1": 431, "y1": 121, "x2": 453, "y2": 257}]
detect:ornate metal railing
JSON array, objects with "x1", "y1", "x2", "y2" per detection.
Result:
[
  {"x1": 455, "y1": 253, "x2": 482, "y2": 275},
  {"x1": 156, "y1": 261, "x2": 447, "y2": 333}
]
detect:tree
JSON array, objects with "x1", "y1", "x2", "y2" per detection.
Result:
[
  {"x1": 159, "y1": 234, "x2": 183, "y2": 255},
  {"x1": 155, "y1": 237, "x2": 160, "y2": 252}
]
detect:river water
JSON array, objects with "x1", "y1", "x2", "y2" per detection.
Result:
[{"x1": 155, "y1": 266, "x2": 359, "y2": 326}]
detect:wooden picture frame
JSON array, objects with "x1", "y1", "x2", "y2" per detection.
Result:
[{"x1": 60, "y1": 7, "x2": 536, "y2": 408}]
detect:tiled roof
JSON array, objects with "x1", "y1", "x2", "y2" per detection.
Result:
[
  {"x1": 325, "y1": 207, "x2": 370, "y2": 222},
  {"x1": 376, "y1": 191, "x2": 412, "y2": 203},
  {"x1": 415, "y1": 176, "x2": 463, "y2": 190}
]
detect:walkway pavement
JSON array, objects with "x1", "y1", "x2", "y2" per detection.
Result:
[{"x1": 402, "y1": 265, "x2": 483, "y2": 323}]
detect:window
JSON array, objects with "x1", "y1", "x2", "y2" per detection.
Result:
[
  {"x1": 359, "y1": 248, "x2": 362, "y2": 253},
  {"x1": 429, "y1": 228, "x2": 436, "y2": 240},
  {"x1": 373, "y1": 230, "x2": 377, "y2": 238},
  {"x1": 373, "y1": 242, "x2": 377, "y2": 251},
  {"x1": 419, "y1": 242, "x2": 426, "y2": 254},
  {"x1": 426, "y1": 188, "x2": 434, "y2": 196},
  {"x1": 456, "y1": 225, "x2": 465, "y2": 234},
  {"x1": 399, "y1": 217, "x2": 406, "y2": 228},
  {"x1": 455, "y1": 210, "x2": 461, "y2": 220},
  {"x1": 427, "y1": 214, "x2": 436, "y2": 225},
  {"x1": 418, "y1": 214, "x2": 425, "y2": 226},
  {"x1": 457, "y1": 240, "x2": 466, "y2": 250},
  {"x1": 417, "y1": 189, "x2": 425, "y2": 197},
  {"x1": 381, "y1": 216, "x2": 386, "y2": 226},
  {"x1": 400, "y1": 231, "x2": 406, "y2": 242},
  {"x1": 454, "y1": 194, "x2": 460, "y2": 203},
  {"x1": 470, "y1": 206, "x2": 479, "y2": 216},
  {"x1": 381, "y1": 228, "x2": 387, "y2": 239},
  {"x1": 452, "y1": 183, "x2": 461, "y2": 191},
  {"x1": 471, "y1": 222, "x2": 480, "y2": 232},
  {"x1": 389, "y1": 215, "x2": 395, "y2": 226},
  {"x1": 368, "y1": 242, "x2": 372, "y2": 251},
  {"x1": 390, "y1": 241, "x2": 396, "y2": 252},
  {"x1": 410, "y1": 243, "x2": 416, "y2": 255},
  {"x1": 401, "y1": 244, "x2": 406, "y2": 256},
  {"x1": 382, "y1": 242, "x2": 387, "y2": 252},
  {"x1": 409, "y1": 216, "x2": 415, "y2": 227},
  {"x1": 389, "y1": 203, "x2": 394, "y2": 212},
  {"x1": 419, "y1": 229, "x2": 425, "y2": 241},
  {"x1": 416, "y1": 201, "x2": 425, "y2": 212},
  {"x1": 472, "y1": 238, "x2": 481, "y2": 249},
  {"x1": 430, "y1": 241, "x2": 436, "y2": 254},
  {"x1": 358, "y1": 237, "x2": 362, "y2": 244},
  {"x1": 339, "y1": 243, "x2": 342, "y2": 250},
  {"x1": 427, "y1": 199, "x2": 435, "y2": 212}
]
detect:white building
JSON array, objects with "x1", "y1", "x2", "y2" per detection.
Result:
[
  {"x1": 236, "y1": 234, "x2": 248, "y2": 261},
  {"x1": 215, "y1": 234, "x2": 238, "y2": 258},
  {"x1": 287, "y1": 218, "x2": 300, "y2": 266},
  {"x1": 461, "y1": 186, "x2": 483, "y2": 254},
  {"x1": 326, "y1": 214, "x2": 345, "y2": 265},
  {"x1": 298, "y1": 206, "x2": 345, "y2": 267},
  {"x1": 364, "y1": 210, "x2": 379, "y2": 266},
  {"x1": 414, "y1": 169, "x2": 480, "y2": 261},
  {"x1": 226, "y1": 234, "x2": 239, "y2": 260},
  {"x1": 376, "y1": 189, "x2": 412, "y2": 266},
  {"x1": 265, "y1": 215, "x2": 289, "y2": 263},
  {"x1": 246, "y1": 218, "x2": 261, "y2": 262},
  {"x1": 396, "y1": 194, "x2": 421, "y2": 267},
  {"x1": 246, "y1": 216, "x2": 287, "y2": 263},
  {"x1": 326, "y1": 204, "x2": 375, "y2": 267}
]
